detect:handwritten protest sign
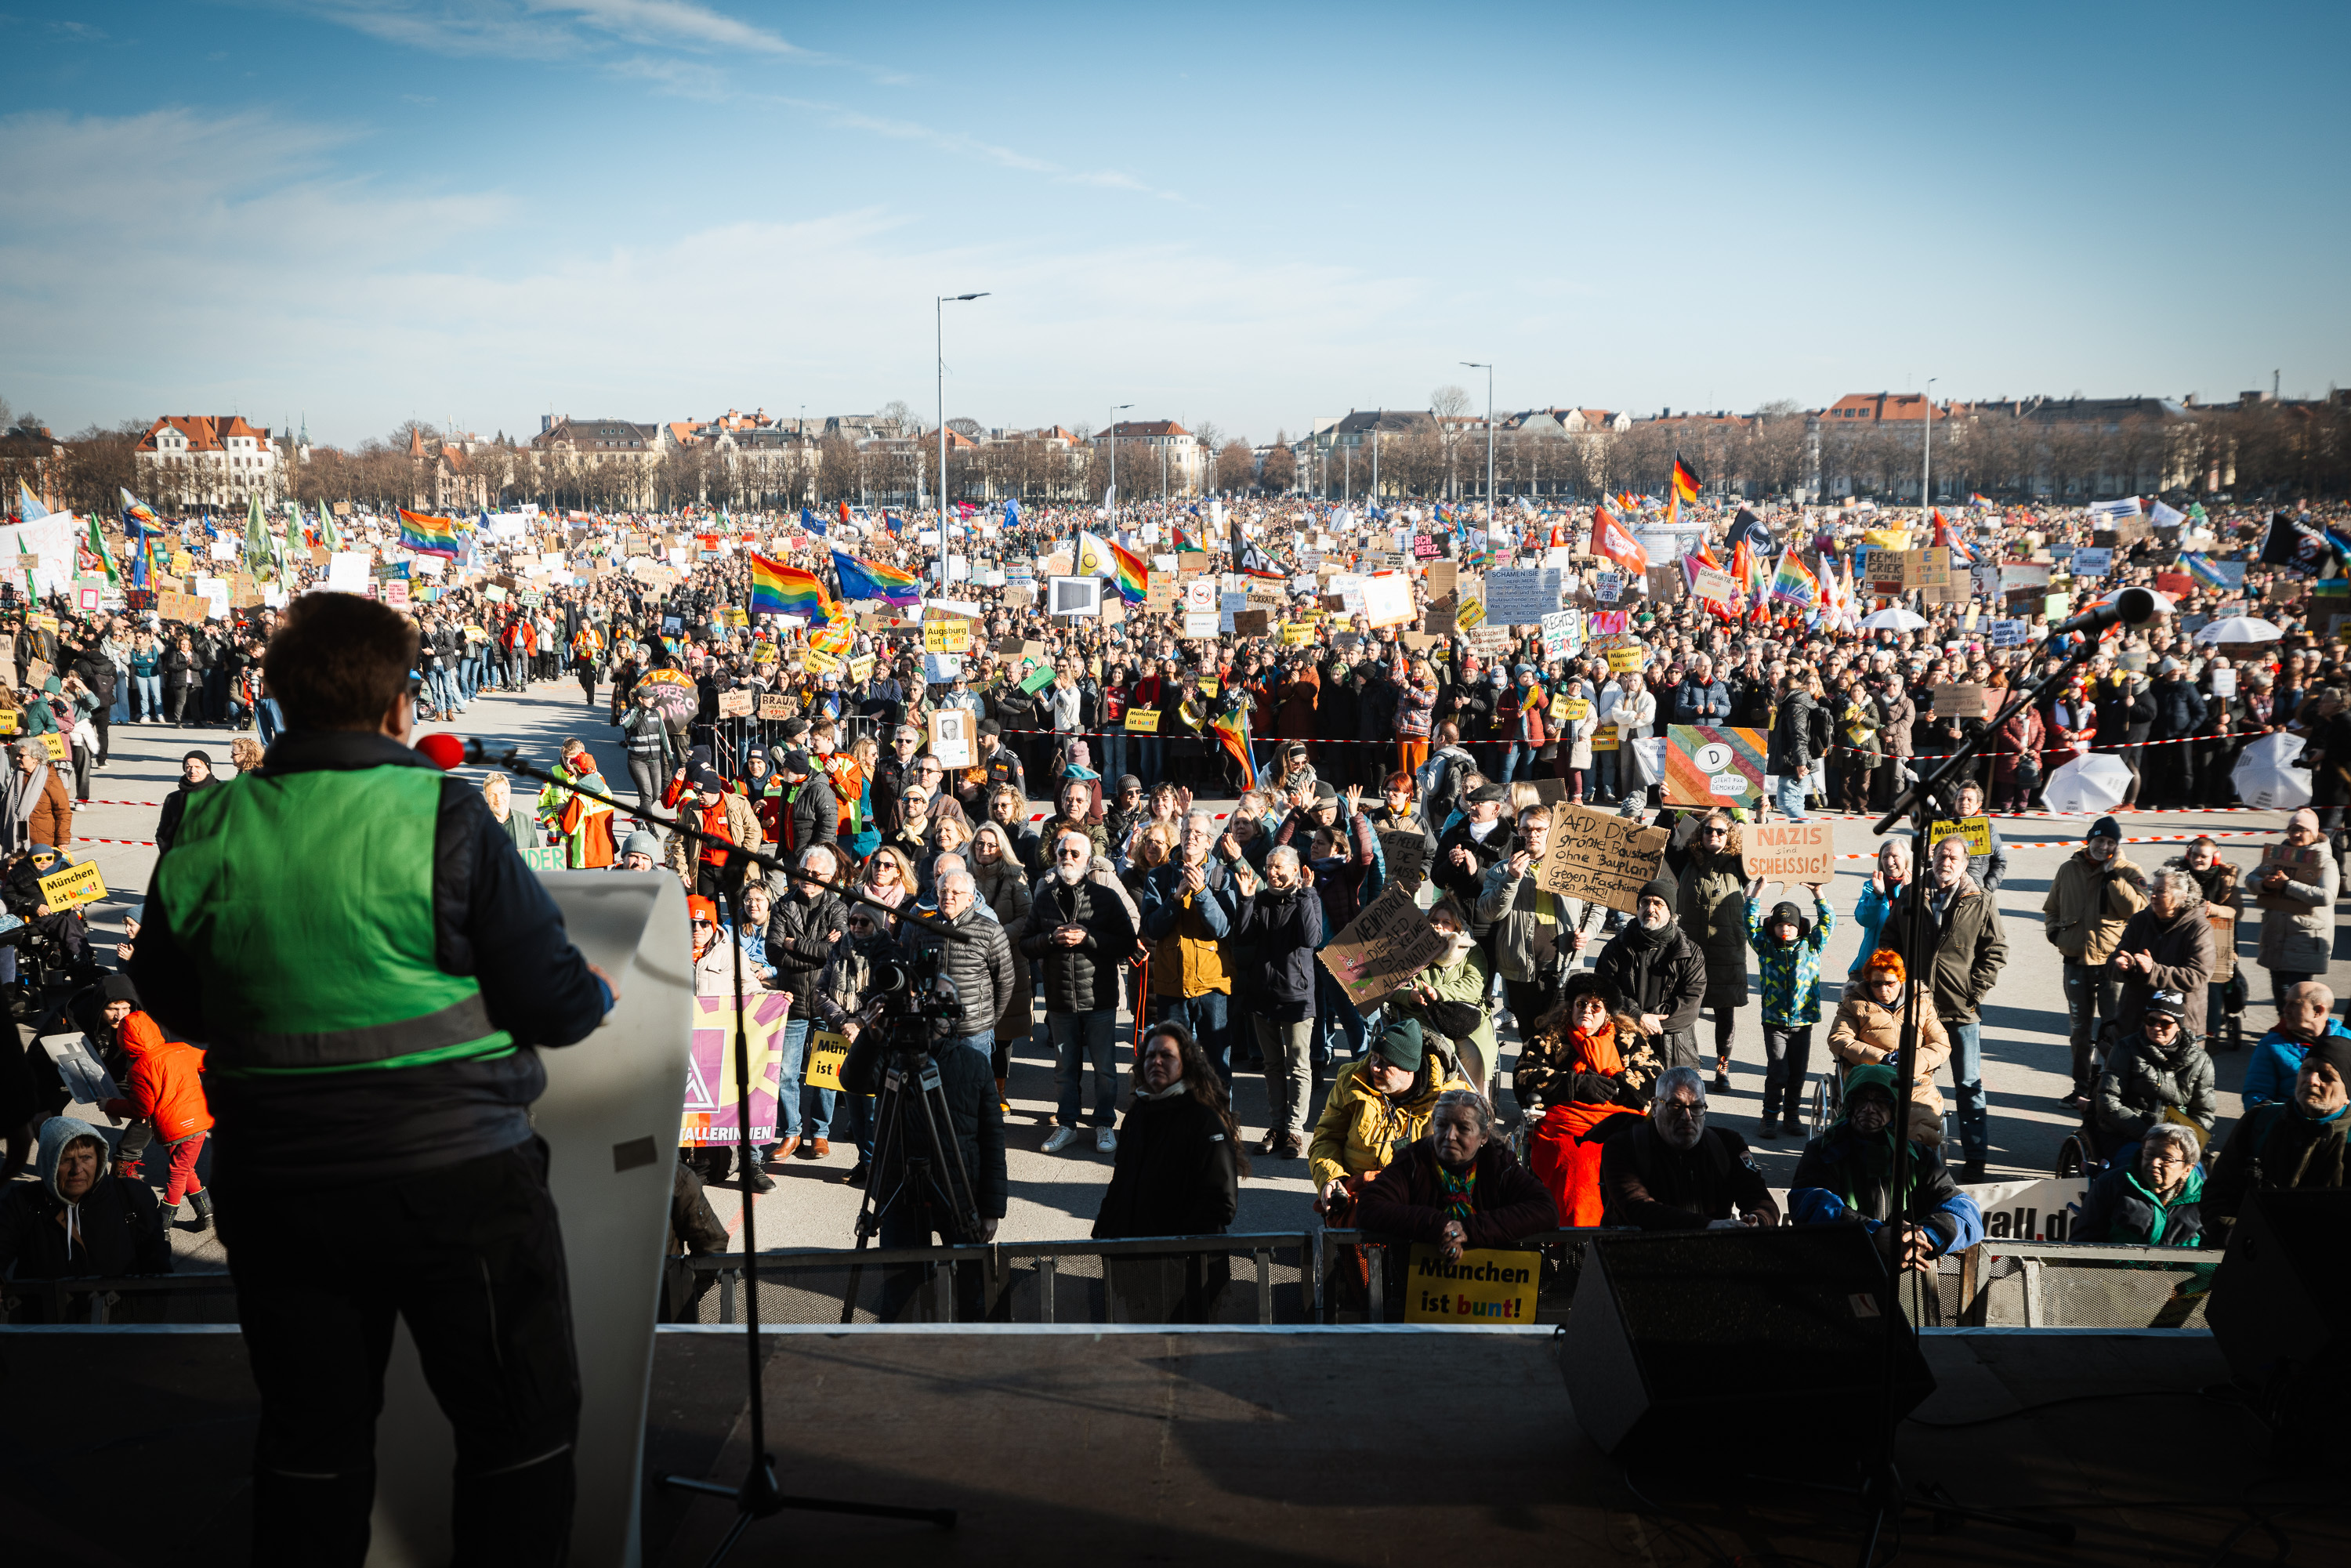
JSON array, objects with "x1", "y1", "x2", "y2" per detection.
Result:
[
  {"x1": 1402, "y1": 1245, "x2": 1541, "y2": 1325},
  {"x1": 1317, "y1": 884, "x2": 1446, "y2": 1004},
  {"x1": 715, "y1": 689, "x2": 754, "y2": 719},
  {"x1": 757, "y1": 694, "x2": 792, "y2": 720},
  {"x1": 39, "y1": 733, "x2": 67, "y2": 762},
  {"x1": 1534, "y1": 803, "x2": 1670, "y2": 914},
  {"x1": 1378, "y1": 829, "x2": 1429, "y2": 893},
  {"x1": 1930, "y1": 683, "x2": 1990, "y2": 720},
  {"x1": 1740, "y1": 821, "x2": 1836, "y2": 883},
  {"x1": 1661, "y1": 726, "x2": 1766, "y2": 806}
]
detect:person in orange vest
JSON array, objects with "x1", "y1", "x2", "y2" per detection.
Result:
[
  {"x1": 96, "y1": 973, "x2": 215, "y2": 1231},
  {"x1": 570, "y1": 624, "x2": 605, "y2": 709}
]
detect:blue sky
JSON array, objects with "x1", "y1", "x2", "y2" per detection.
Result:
[{"x1": 2, "y1": 2, "x2": 2343, "y2": 447}]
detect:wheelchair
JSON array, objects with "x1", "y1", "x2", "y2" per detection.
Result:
[{"x1": 1807, "y1": 1061, "x2": 1956, "y2": 1148}]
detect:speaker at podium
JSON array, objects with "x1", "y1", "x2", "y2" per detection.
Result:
[{"x1": 368, "y1": 871, "x2": 693, "y2": 1568}]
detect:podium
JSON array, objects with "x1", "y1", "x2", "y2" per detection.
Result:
[{"x1": 367, "y1": 872, "x2": 692, "y2": 1568}]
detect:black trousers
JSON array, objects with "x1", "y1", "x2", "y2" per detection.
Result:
[
  {"x1": 219, "y1": 1139, "x2": 581, "y2": 1568},
  {"x1": 1762, "y1": 1023, "x2": 1813, "y2": 1119}
]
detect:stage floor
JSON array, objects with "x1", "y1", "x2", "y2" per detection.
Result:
[{"x1": 2, "y1": 1326, "x2": 2340, "y2": 1566}]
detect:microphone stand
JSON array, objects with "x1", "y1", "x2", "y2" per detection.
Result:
[
  {"x1": 1832, "y1": 636, "x2": 2105, "y2": 1566},
  {"x1": 471, "y1": 743, "x2": 959, "y2": 1559}
]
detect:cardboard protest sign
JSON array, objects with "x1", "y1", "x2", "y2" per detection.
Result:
[
  {"x1": 1534, "y1": 803, "x2": 1670, "y2": 914},
  {"x1": 1317, "y1": 884, "x2": 1447, "y2": 1005},
  {"x1": 1930, "y1": 683, "x2": 1990, "y2": 720},
  {"x1": 1402, "y1": 1245, "x2": 1541, "y2": 1325},
  {"x1": 1929, "y1": 816, "x2": 1994, "y2": 856},
  {"x1": 41, "y1": 1032, "x2": 122, "y2": 1106},
  {"x1": 1741, "y1": 821, "x2": 1836, "y2": 883},
  {"x1": 38, "y1": 860, "x2": 106, "y2": 910},
  {"x1": 680, "y1": 997, "x2": 795, "y2": 1146},
  {"x1": 1661, "y1": 725, "x2": 1766, "y2": 807},
  {"x1": 715, "y1": 689, "x2": 754, "y2": 719},
  {"x1": 756, "y1": 694, "x2": 792, "y2": 721},
  {"x1": 1360, "y1": 574, "x2": 1414, "y2": 628},
  {"x1": 928, "y1": 707, "x2": 975, "y2": 768},
  {"x1": 1693, "y1": 568, "x2": 1739, "y2": 607},
  {"x1": 1378, "y1": 829, "x2": 1429, "y2": 893},
  {"x1": 1233, "y1": 609, "x2": 1273, "y2": 637}
]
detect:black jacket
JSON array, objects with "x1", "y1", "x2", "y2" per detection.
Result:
[
  {"x1": 842, "y1": 1023, "x2": 1007, "y2": 1225},
  {"x1": 1594, "y1": 918, "x2": 1708, "y2": 1034},
  {"x1": 0, "y1": 1173, "x2": 169, "y2": 1321},
  {"x1": 129, "y1": 730, "x2": 610, "y2": 1187},
  {"x1": 1021, "y1": 875, "x2": 1138, "y2": 1015},
  {"x1": 1433, "y1": 818, "x2": 1514, "y2": 918},
  {"x1": 153, "y1": 774, "x2": 219, "y2": 855},
  {"x1": 1093, "y1": 1089, "x2": 1241, "y2": 1240},
  {"x1": 901, "y1": 904, "x2": 1020, "y2": 1037},
  {"x1": 763, "y1": 885, "x2": 847, "y2": 996},
  {"x1": 1355, "y1": 1138, "x2": 1558, "y2": 1246},
  {"x1": 1769, "y1": 689, "x2": 1817, "y2": 773},
  {"x1": 2204, "y1": 1100, "x2": 2347, "y2": 1240},
  {"x1": 781, "y1": 773, "x2": 839, "y2": 856},
  {"x1": 1600, "y1": 1119, "x2": 1772, "y2": 1229},
  {"x1": 1226, "y1": 884, "x2": 1322, "y2": 1021}
]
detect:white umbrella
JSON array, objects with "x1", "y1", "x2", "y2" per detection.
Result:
[
  {"x1": 1859, "y1": 607, "x2": 1928, "y2": 631},
  {"x1": 2233, "y1": 732, "x2": 2312, "y2": 811},
  {"x1": 2041, "y1": 752, "x2": 2134, "y2": 815},
  {"x1": 2194, "y1": 616, "x2": 2284, "y2": 645}
]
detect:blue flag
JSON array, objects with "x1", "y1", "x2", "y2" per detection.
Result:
[
  {"x1": 801, "y1": 506, "x2": 825, "y2": 537},
  {"x1": 1004, "y1": 498, "x2": 1020, "y2": 528}
]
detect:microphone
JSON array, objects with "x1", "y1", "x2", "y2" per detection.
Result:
[
  {"x1": 2045, "y1": 586, "x2": 2159, "y2": 641},
  {"x1": 415, "y1": 734, "x2": 522, "y2": 770}
]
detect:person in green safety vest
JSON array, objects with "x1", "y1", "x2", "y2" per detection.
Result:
[{"x1": 128, "y1": 591, "x2": 619, "y2": 1568}]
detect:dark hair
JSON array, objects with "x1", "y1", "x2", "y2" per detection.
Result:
[
  {"x1": 1136, "y1": 1021, "x2": 1251, "y2": 1178},
  {"x1": 263, "y1": 592, "x2": 418, "y2": 731},
  {"x1": 1426, "y1": 895, "x2": 1471, "y2": 930}
]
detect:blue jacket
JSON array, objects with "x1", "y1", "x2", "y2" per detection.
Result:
[
  {"x1": 1849, "y1": 878, "x2": 1897, "y2": 976},
  {"x1": 1671, "y1": 677, "x2": 1733, "y2": 726},
  {"x1": 2244, "y1": 1019, "x2": 2351, "y2": 1108},
  {"x1": 1788, "y1": 1127, "x2": 1985, "y2": 1257},
  {"x1": 1746, "y1": 892, "x2": 1837, "y2": 1025}
]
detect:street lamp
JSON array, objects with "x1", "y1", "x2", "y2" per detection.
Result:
[
  {"x1": 937, "y1": 292, "x2": 988, "y2": 574},
  {"x1": 1462, "y1": 362, "x2": 1494, "y2": 514},
  {"x1": 1109, "y1": 404, "x2": 1133, "y2": 510},
  {"x1": 1920, "y1": 376, "x2": 1938, "y2": 520}
]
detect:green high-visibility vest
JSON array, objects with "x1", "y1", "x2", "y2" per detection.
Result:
[{"x1": 154, "y1": 766, "x2": 513, "y2": 1077}]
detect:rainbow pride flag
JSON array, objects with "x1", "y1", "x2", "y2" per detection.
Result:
[
  {"x1": 1769, "y1": 549, "x2": 1821, "y2": 609},
  {"x1": 397, "y1": 507, "x2": 461, "y2": 559},
  {"x1": 1106, "y1": 538, "x2": 1149, "y2": 603},
  {"x1": 832, "y1": 549, "x2": 921, "y2": 607},
  {"x1": 751, "y1": 552, "x2": 831, "y2": 622}
]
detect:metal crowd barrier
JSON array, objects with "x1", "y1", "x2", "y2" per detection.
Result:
[{"x1": 2, "y1": 1234, "x2": 2215, "y2": 1331}]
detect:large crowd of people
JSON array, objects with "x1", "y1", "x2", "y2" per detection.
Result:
[{"x1": 3, "y1": 487, "x2": 2350, "y2": 1330}]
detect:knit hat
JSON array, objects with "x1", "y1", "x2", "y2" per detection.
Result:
[
  {"x1": 1374, "y1": 1016, "x2": 1424, "y2": 1073},
  {"x1": 689, "y1": 765, "x2": 725, "y2": 794},
  {"x1": 2144, "y1": 990, "x2": 2188, "y2": 1021},
  {"x1": 99, "y1": 972, "x2": 139, "y2": 1007},
  {"x1": 1843, "y1": 1061, "x2": 1899, "y2": 1107},
  {"x1": 2088, "y1": 816, "x2": 2121, "y2": 842},
  {"x1": 2308, "y1": 1034, "x2": 2351, "y2": 1082},
  {"x1": 182, "y1": 750, "x2": 213, "y2": 769},
  {"x1": 776, "y1": 750, "x2": 813, "y2": 778},
  {"x1": 1116, "y1": 773, "x2": 1143, "y2": 794},
  {"x1": 686, "y1": 895, "x2": 719, "y2": 924},
  {"x1": 1766, "y1": 900, "x2": 1807, "y2": 942},
  {"x1": 1639, "y1": 876, "x2": 1678, "y2": 910},
  {"x1": 621, "y1": 830, "x2": 661, "y2": 860}
]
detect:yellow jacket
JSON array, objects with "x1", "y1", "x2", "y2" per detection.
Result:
[{"x1": 1308, "y1": 1056, "x2": 1471, "y2": 1190}]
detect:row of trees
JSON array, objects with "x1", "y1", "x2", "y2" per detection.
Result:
[{"x1": 9, "y1": 396, "x2": 2351, "y2": 520}]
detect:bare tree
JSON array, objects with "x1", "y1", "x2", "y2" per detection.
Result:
[{"x1": 1215, "y1": 440, "x2": 1258, "y2": 494}]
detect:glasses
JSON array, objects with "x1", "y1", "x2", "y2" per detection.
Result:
[
  {"x1": 690, "y1": 919, "x2": 715, "y2": 929},
  {"x1": 1056, "y1": 848, "x2": 1089, "y2": 860},
  {"x1": 1701, "y1": 827, "x2": 1728, "y2": 838}
]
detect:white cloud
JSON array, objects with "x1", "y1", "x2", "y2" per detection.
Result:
[{"x1": 289, "y1": 0, "x2": 802, "y2": 60}]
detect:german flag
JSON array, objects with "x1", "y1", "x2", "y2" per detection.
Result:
[{"x1": 1671, "y1": 453, "x2": 1702, "y2": 505}]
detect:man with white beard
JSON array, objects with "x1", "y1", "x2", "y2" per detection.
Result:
[
  {"x1": 1595, "y1": 877, "x2": 1710, "y2": 1074},
  {"x1": 1025, "y1": 829, "x2": 1142, "y2": 1154},
  {"x1": 1598, "y1": 1065, "x2": 1779, "y2": 1229}
]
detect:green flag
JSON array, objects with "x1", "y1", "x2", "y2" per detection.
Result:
[
  {"x1": 84, "y1": 512, "x2": 121, "y2": 586},
  {"x1": 245, "y1": 494, "x2": 274, "y2": 582},
  {"x1": 318, "y1": 503, "x2": 340, "y2": 551}
]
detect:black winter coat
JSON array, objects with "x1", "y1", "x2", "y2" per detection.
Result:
[
  {"x1": 763, "y1": 885, "x2": 847, "y2": 996},
  {"x1": 1594, "y1": 919, "x2": 1708, "y2": 1034},
  {"x1": 1093, "y1": 1090, "x2": 1241, "y2": 1240},
  {"x1": 842, "y1": 1023, "x2": 1006, "y2": 1225},
  {"x1": 1354, "y1": 1138, "x2": 1559, "y2": 1247},
  {"x1": 0, "y1": 1175, "x2": 170, "y2": 1322},
  {"x1": 902, "y1": 904, "x2": 1020, "y2": 1037},
  {"x1": 1768, "y1": 689, "x2": 1817, "y2": 773},
  {"x1": 1434, "y1": 819, "x2": 1514, "y2": 918},
  {"x1": 781, "y1": 774, "x2": 839, "y2": 856},
  {"x1": 1226, "y1": 885, "x2": 1322, "y2": 1021},
  {"x1": 1021, "y1": 875, "x2": 1138, "y2": 1015}
]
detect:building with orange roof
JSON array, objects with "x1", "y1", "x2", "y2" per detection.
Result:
[{"x1": 135, "y1": 415, "x2": 285, "y2": 510}]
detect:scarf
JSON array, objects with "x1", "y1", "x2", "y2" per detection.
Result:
[
  {"x1": 9, "y1": 762, "x2": 48, "y2": 837},
  {"x1": 1436, "y1": 1159, "x2": 1478, "y2": 1223}
]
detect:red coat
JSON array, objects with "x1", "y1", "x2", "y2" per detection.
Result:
[{"x1": 101, "y1": 1012, "x2": 212, "y2": 1142}]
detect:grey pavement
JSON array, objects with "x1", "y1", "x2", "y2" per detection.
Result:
[{"x1": 46, "y1": 680, "x2": 2348, "y2": 1268}]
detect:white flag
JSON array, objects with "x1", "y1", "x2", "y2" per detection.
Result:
[
  {"x1": 2149, "y1": 500, "x2": 2187, "y2": 529},
  {"x1": 2085, "y1": 497, "x2": 2143, "y2": 523}
]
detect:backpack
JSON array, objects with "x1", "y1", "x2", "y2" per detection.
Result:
[{"x1": 1419, "y1": 750, "x2": 1471, "y2": 824}]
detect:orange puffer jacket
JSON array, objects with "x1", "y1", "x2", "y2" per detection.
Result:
[{"x1": 104, "y1": 1012, "x2": 212, "y2": 1141}]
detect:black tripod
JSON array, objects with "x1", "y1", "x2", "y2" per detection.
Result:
[
  {"x1": 838, "y1": 968, "x2": 988, "y2": 1324},
  {"x1": 470, "y1": 742, "x2": 959, "y2": 1562},
  {"x1": 1829, "y1": 599, "x2": 2157, "y2": 1565}
]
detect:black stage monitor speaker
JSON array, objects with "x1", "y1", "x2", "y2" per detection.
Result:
[
  {"x1": 2208, "y1": 1188, "x2": 2351, "y2": 1389},
  {"x1": 1560, "y1": 1227, "x2": 1935, "y2": 1461}
]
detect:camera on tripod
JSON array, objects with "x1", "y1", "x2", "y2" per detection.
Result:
[{"x1": 867, "y1": 946, "x2": 967, "y2": 1052}]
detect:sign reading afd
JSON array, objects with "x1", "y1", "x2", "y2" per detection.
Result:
[{"x1": 1403, "y1": 1244, "x2": 1541, "y2": 1324}]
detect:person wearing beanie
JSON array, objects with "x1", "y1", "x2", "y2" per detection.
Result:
[
  {"x1": 2041, "y1": 813, "x2": 2150, "y2": 1109},
  {"x1": 1826, "y1": 947, "x2": 1952, "y2": 1146},
  {"x1": 1788, "y1": 1062, "x2": 1984, "y2": 1266},
  {"x1": 1744, "y1": 879, "x2": 1838, "y2": 1138},
  {"x1": 616, "y1": 829, "x2": 663, "y2": 871},
  {"x1": 2095, "y1": 988, "x2": 2218, "y2": 1150},
  {"x1": 154, "y1": 750, "x2": 218, "y2": 855},
  {"x1": 1306, "y1": 1014, "x2": 1470, "y2": 1252},
  {"x1": 96, "y1": 972, "x2": 216, "y2": 1230},
  {"x1": 2205, "y1": 1031, "x2": 2351, "y2": 1245},
  {"x1": 1594, "y1": 876, "x2": 1709, "y2": 1074}
]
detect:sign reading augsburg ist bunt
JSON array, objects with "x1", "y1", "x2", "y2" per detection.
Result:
[{"x1": 1534, "y1": 803, "x2": 1670, "y2": 914}]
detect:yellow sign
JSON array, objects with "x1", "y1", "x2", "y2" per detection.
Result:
[
  {"x1": 1400, "y1": 1244, "x2": 1541, "y2": 1325},
  {"x1": 1562, "y1": 698, "x2": 1592, "y2": 721},
  {"x1": 847, "y1": 654, "x2": 875, "y2": 683},
  {"x1": 1454, "y1": 596, "x2": 1487, "y2": 632},
  {"x1": 1589, "y1": 728, "x2": 1619, "y2": 751},
  {"x1": 1125, "y1": 708, "x2": 1161, "y2": 733},
  {"x1": 1197, "y1": 678, "x2": 1219, "y2": 698},
  {"x1": 1281, "y1": 622, "x2": 1314, "y2": 646},
  {"x1": 39, "y1": 732, "x2": 67, "y2": 762},
  {"x1": 38, "y1": 860, "x2": 106, "y2": 911},
  {"x1": 922, "y1": 620, "x2": 971, "y2": 654},
  {"x1": 805, "y1": 1030, "x2": 851, "y2": 1092},
  {"x1": 802, "y1": 646, "x2": 842, "y2": 675},
  {"x1": 0, "y1": 711, "x2": 15, "y2": 735},
  {"x1": 1930, "y1": 816, "x2": 1993, "y2": 856},
  {"x1": 1606, "y1": 646, "x2": 1644, "y2": 674}
]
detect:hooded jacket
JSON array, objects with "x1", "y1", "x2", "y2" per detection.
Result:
[
  {"x1": 1786, "y1": 1066, "x2": 1984, "y2": 1256},
  {"x1": 0, "y1": 1117, "x2": 171, "y2": 1314},
  {"x1": 1226, "y1": 882, "x2": 1322, "y2": 1022},
  {"x1": 1826, "y1": 991, "x2": 1951, "y2": 1143},
  {"x1": 1745, "y1": 893, "x2": 1837, "y2": 1027},
  {"x1": 2255, "y1": 842, "x2": 2337, "y2": 974},
  {"x1": 1674, "y1": 844, "x2": 1751, "y2": 1008},
  {"x1": 2205, "y1": 1098, "x2": 2348, "y2": 1241},
  {"x1": 99, "y1": 1010, "x2": 212, "y2": 1142},
  {"x1": 2096, "y1": 1025, "x2": 2219, "y2": 1144},
  {"x1": 2108, "y1": 901, "x2": 2217, "y2": 1038},
  {"x1": 2244, "y1": 1017, "x2": 2351, "y2": 1109},
  {"x1": 2042, "y1": 849, "x2": 2149, "y2": 965}
]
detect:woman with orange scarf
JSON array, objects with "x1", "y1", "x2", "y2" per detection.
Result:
[{"x1": 1516, "y1": 973, "x2": 1655, "y2": 1226}]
